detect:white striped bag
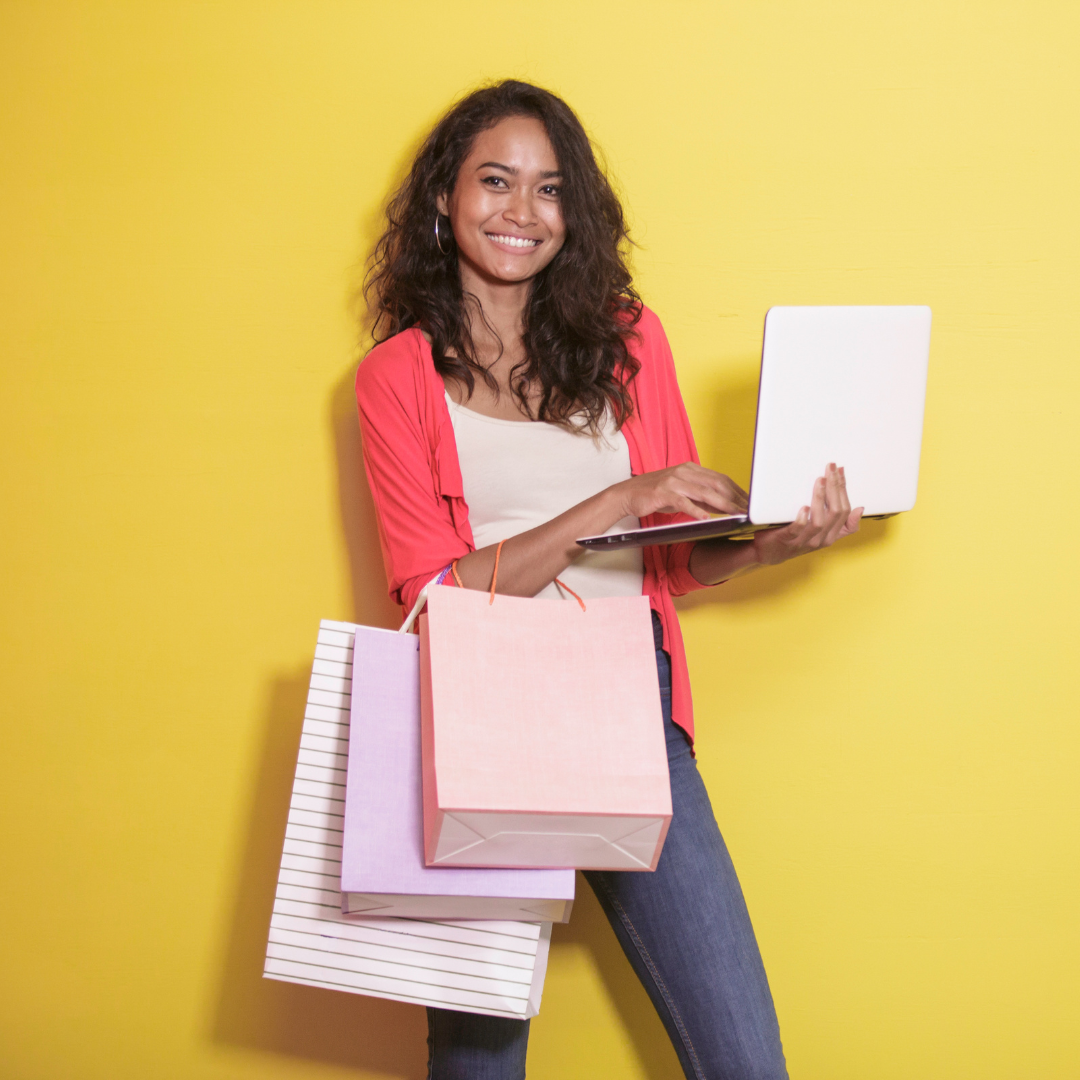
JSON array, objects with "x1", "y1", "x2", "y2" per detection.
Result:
[{"x1": 262, "y1": 619, "x2": 553, "y2": 1018}]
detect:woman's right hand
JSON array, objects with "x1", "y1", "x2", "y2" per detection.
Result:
[{"x1": 613, "y1": 463, "x2": 749, "y2": 521}]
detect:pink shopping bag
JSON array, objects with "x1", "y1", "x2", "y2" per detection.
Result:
[{"x1": 419, "y1": 584, "x2": 672, "y2": 871}]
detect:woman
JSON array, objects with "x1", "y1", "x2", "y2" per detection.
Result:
[{"x1": 356, "y1": 80, "x2": 861, "y2": 1080}]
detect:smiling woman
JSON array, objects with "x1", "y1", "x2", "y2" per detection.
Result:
[{"x1": 356, "y1": 79, "x2": 858, "y2": 1080}]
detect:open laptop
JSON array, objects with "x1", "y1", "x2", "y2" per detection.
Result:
[{"x1": 577, "y1": 305, "x2": 932, "y2": 551}]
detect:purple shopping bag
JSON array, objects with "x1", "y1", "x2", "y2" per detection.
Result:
[{"x1": 341, "y1": 623, "x2": 575, "y2": 921}]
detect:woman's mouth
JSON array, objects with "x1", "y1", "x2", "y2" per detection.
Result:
[{"x1": 485, "y1": 233, "x2": 541, "y2": 250}]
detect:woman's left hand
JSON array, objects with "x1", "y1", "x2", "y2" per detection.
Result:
[{"x1": 751, "y1": 463, "x2": 863, "y2": 566}]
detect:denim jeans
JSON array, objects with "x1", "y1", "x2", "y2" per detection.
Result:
[{"x1": 426, "y1": 614, "x2": 788, "y2": 1080}]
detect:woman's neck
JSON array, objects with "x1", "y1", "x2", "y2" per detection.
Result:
[
  {"x1": 443, "y1": 261, "x2": 539, "y2": 420},
  {"x1": 459, "y1": 261, "x2": 529, "y2": 361}
]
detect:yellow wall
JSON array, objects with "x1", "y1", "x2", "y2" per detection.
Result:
[{"x1": 2, "y1": 2, "x2": 1078, "y2": 1077}]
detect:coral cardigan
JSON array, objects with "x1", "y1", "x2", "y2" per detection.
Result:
[{"x1": 354, "y1": 306, "x2": 709, "y2": 742}]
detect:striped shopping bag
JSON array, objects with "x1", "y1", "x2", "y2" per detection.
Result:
[{"x1": 263, "y1": 620, "x2": 553, "y2": 1018}]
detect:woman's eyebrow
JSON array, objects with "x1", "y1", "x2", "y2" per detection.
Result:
[{"x1": 476, "y1": 161, "x2": 562, "y2": 179}]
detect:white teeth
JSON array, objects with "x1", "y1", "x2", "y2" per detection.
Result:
[{"x1": 488, "y1": 234, "x2": 538, "y2": 248}]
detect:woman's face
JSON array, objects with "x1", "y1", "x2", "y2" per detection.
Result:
[{"x1": 438, "y1": 116, "x2": 566, "y2": 286}]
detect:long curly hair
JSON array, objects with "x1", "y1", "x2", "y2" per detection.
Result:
[{"x1": 365, "y1": 80, "x2": 641, "y2": 432}]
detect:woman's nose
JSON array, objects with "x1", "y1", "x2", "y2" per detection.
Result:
[{"x1": 503, "y1": 192, "x2": 536, "y2": 227}]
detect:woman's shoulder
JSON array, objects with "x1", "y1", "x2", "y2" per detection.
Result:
[
  {"x1": 626, "y1": 304, "x2": 676, "y2": 378},
  {"x1": 622, "y1": 303, "x2": 671, "y2": 360},
  {"x1": 355, "y1": 327, "x2": 429, "y2": 401},
  {"x1": 633, "y1": 303, "x2": 665, "y2": 338}
]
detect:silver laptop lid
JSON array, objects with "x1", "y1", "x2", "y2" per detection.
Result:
[{"x1": 748, "y1": 305, "x2": 932, "y2": 524}]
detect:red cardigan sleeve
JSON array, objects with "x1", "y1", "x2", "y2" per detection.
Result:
[
  {"x1": 631, "y1": 309, "x2": 709, "y2": 597},
  {"x1": 354, "y1": 334, "x2": 471, "y2": 613}
]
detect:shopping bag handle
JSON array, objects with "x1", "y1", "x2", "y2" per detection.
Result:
[
  {"x1": 478, "y1": 540, "x2": 587, "y2": 611},
  {"x1": 399, "y1": 542, "x2": 586, "y2": 634}
]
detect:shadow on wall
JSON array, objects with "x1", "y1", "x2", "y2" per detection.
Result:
[
  {"x1": 677, "y1": 355, "x2": 892, "y2": 613},
  {"x1": 207, "y1": 374, "x2": 420, "y2": 1074},
  {"x1": 207, "y1": 129, "x2": 426, "y2": 1063},
  {"x1": 209, "y1": 672, "x2": 427, "y2": 1079},
  {"x1": 207, "y1": 137, "x2": 425, "y2": 1075}
]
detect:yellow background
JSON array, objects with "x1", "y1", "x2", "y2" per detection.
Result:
[{"x1": 2, "y1": 2, "x2": 1078, "y2": 1077}]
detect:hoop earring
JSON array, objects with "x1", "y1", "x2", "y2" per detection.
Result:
[{"x1": 434, "y1": 212, "x2": 453, "y2": 255}]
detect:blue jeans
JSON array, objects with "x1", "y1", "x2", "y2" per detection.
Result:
[{"x1": 427, "y1": 614, "x2": 788, "y2": 1080}]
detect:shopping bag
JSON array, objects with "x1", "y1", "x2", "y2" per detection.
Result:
[
  {"x1": 420, "y1": 586, "x2": 672, "y2": 871},
  {"x1": 263, "y1": 619, "x2": 555, "y2": 1019},
  {"x1": 341, "y1": 622, "x2": 575, "y2": 921}
]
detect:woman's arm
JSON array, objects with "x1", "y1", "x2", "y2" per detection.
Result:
[
  {"x1": 451, "y1": 462, "x2": 747, "y2": 595},
  {"x1": 355, "y1": 350, "x2": 473, "y2": 611},
  {"x1": 454, "y1": 462, "x2": 863, "y2": 597}
]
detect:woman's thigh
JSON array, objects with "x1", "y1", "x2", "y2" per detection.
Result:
[{"x1": 584, "y1": 716, "x2": 788, "y2": 1080}]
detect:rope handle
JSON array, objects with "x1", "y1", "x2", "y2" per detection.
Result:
[
  {"x1": 452, "y1": 539, "x2": 586, "y2": 611},
  {"x1": 488, "y1": 540, "x2": 504, "y2": 604},
  {"x1": 400, "y1": 548, "x2": 585, "y2": 632},
  {"x1": 552, "y1": 577, "x2": 587, "y2": 611}
]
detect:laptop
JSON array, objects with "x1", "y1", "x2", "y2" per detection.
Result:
[{"x1": 577, "y1": 305, "x2": 932, "y2": 551}]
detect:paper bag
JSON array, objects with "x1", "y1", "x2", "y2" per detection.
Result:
[
  {"x1": 420, "y1": 587, "x2": 672, "y2": 871},
  {"x1": 263, "y1": 619, "x2": 555, "y2": 1018},
  {"x1": 342, "y1": 623, "x2": 574, "y2": 921}
]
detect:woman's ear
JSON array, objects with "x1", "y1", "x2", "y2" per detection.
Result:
[{"x1": 436, "y1": 191, "x2": 449, "y2": 216}]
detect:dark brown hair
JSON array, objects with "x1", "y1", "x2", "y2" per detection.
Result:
[{"x1": 365, "y1": 80, "x2": 641, "y2": 431}]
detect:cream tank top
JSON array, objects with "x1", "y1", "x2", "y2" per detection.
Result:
[{"x1": 446, "y1": 393, "x2": 645, "y2": 601}]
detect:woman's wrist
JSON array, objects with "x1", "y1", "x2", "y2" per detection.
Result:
[
  {"x1": 688, "y1": 536, "x2": 761, "y2": 586},
  {"x1": 605, "y1": 479, "x2": 633, "y2": 523}
]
